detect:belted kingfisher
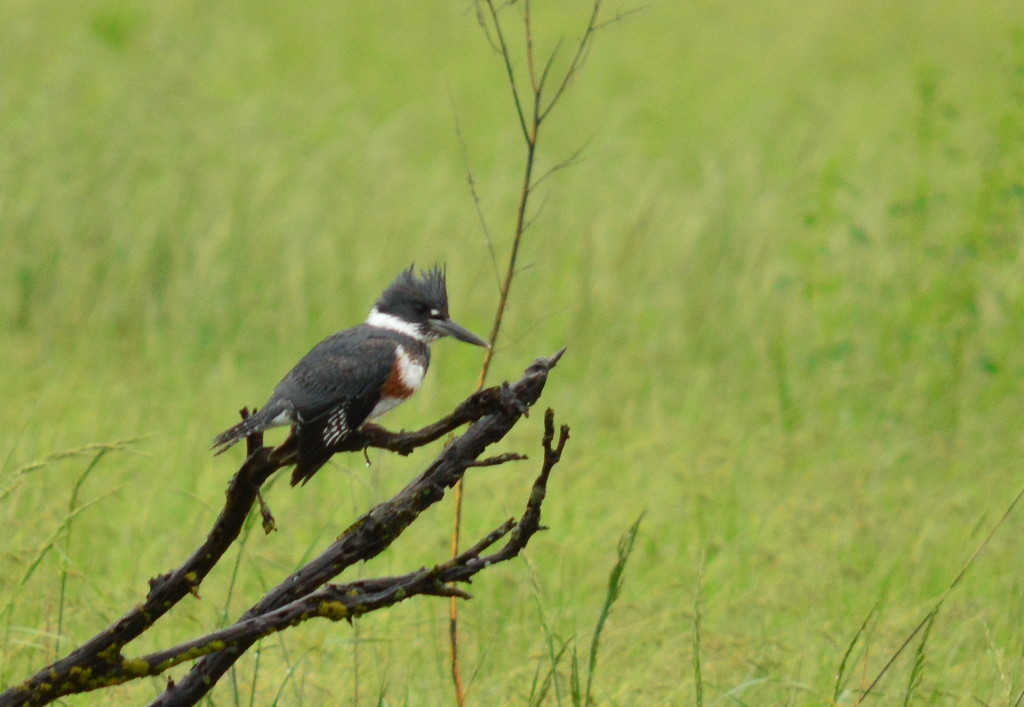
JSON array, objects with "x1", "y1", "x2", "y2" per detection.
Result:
[{"x1": 212, "y1": 265, "x2": 488, "y2": 486}]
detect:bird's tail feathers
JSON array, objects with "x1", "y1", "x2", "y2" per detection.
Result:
[
  {"x1": 210, "y1": 407, "x2": 279, "y2": 454},
  {"x1": 289, "y1": 414, "x2": 337, "y2": 486}
]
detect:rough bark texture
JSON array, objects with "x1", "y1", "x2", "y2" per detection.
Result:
[{"x1": 0, "y1": 350, "x2": 566, "y2": 707}]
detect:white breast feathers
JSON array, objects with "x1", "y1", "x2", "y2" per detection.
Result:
[{"x1": 395, "y1": 345, "x2": 426, "y2": 391}]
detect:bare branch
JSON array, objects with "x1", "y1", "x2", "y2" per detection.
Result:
[
  {"x1": 148, "y1": 350, "x2": 565, "y2": 706},
  {"x1": 466, "y1": 452, "x2": 528, "y2": 467},
  {"x1": 0, "y1": 351, "x2": 566, "y2": 707}
]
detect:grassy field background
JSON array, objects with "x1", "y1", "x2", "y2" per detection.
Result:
[{"x1": 3, "y1": 1, "x2": 1024, "y2": 704}]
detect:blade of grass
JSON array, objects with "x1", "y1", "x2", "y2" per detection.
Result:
[
  {"x1": 223, "y1": 506, "x2": 264, "y2": 707},
  {"x1": 694, "y1": 554, "x2": 705, "y2": 707},
  {"x1": 525, "y1": 555, "x2": 569, "y2": 706},
  {"x1": 2, "y1": 488, "x2": 121, "y2": 622},
  {"x1": 55, "y1": 447, "x2": 110, "y2": 657},
  {"x1": 569, "y1": 642, "x2": 583, "y2": 707},
  {"x1": 858, "y1": 481, "x2": 1024, "y2": 702},
  {"x1": 834, "y1": 604, "x2": 877, "y2": 703},
  {"x1": 584, "y1": 511, "x2": 644, "y2": 705},
  {"x1": 1, "y1": 439, "x2": 140, "y2": 505},
  {"x1": 247, "y1": 638, "x2": 263, "y2": 707},
  {"x1": 269, "y1": 647, "x2": 315, "y2": 707},
  {"x1": 902, "y1": 607, "x2": 939, "y2": 706}
]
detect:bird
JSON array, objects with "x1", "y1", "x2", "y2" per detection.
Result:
[{"x1": 211, "y1": 265, "x2": 488, "y2": 486}]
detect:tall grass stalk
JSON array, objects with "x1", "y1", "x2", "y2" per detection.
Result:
[
  {"x1": 525, "y1": 515, "x2": 643, "y2": 707},
  {"x1": 54, "y1": 447, "x2": 109, "y2": 657},
  {"x1": 902, "y1": 607, "x2": 939, "y2": 706},
  {"x1": 693, "y1": 556, "x2": 705, "y2": 707},
  {"x1": 247, "y1": 639, "x2": 263, "y2": 707},
  {"x1": 447, "y1": 2, "x2": 610, "y2": 702},
  {"x1": 2, "y1": 490, "x2": 119, "y2": 634},
  {"x1": 1, "y1": 440, "x2": 138, "y2": 506},
  {"x1": 581, "y1": 512, "x2": 643, "y2": 705},
  {"x1": 248, "y1": 553, "x2": 308, "y2": 707},
  {"x1": 269, "y1": 648, "x2": 314, "y2": 707},
  {"x1": 524, "y1": 555, "x2": 570, "y2": 706},
  {"x1": 569, "y1": 643, "x2": 583, "y2": 706},
  {"x1": 221, "y1": 505, "x2": 263, "y2": 707},
  {"x1": 834, "y1": 604, "x2": 877, "y2": 703},
  {"x1": 1, "y1": 444, "x2": 131, "y2": 634},
  {"x1": 858, "y1": 482, "x2": 1024, "y2": 702}
]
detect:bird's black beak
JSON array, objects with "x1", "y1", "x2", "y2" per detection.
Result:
[{"x1": 430, "y1": 317, "x2": 489, "y2": 348}]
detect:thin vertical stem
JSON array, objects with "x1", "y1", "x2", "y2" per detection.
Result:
[{"x1": 450, "y1": 4, "x2": 604, "y2": 703}]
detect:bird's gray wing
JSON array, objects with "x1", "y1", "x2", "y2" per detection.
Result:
[
  {"x1": 270, "y1": 328, "x2": 396, "y2": 420},
  {"x1": 273, "y1": 330, "x2": 398, "y2": 484}
]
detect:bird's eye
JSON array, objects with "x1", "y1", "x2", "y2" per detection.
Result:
[{"x1": 412, "y1": 302, "x2": 430, "y2": 316}]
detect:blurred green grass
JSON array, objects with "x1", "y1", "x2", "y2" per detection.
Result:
[{"x1": 3, "y1": 0, "x2": 1024, "y2": 703}]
